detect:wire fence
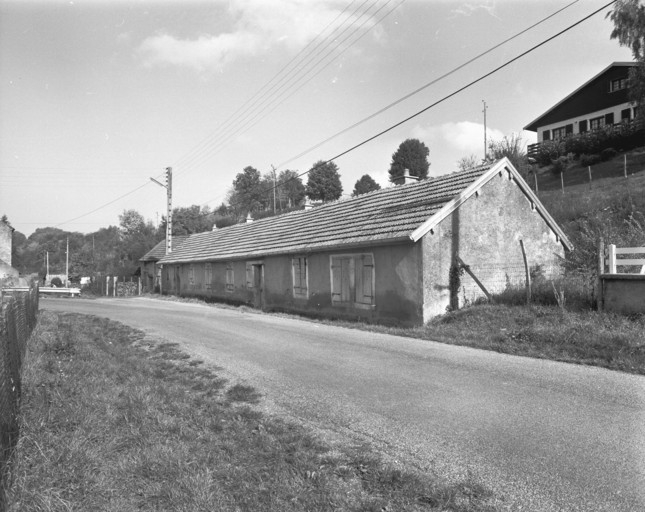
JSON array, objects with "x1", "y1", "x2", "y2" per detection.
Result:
[{"x1": 0, "y1": 283, "x2": 39, "y2": 507}]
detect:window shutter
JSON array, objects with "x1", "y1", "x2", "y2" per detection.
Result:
[
  {"x1": 565, "y1": 124, "x2": 573, "y2": 135},
  {"x1": 542, "y1": 130, "x2": 550, "y2": 141},
  {"x1": 331, "y1": 258, "x2": 342, "y2": 302},
  {"x1": 605, "y1": 113, "x2": 614, "y2": 126},
  {"x1": 579, "y1": 120, "x2": 587, "y2": 133},
  {"x1": 359, "y1": 255, "x2": 374, "y2": 304},
  {"x1": 246, "y1": 263, "x2": 253, "y2": 289}
]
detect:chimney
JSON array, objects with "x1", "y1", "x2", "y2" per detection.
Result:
[
  {"x1": 403, "y1": 168, "x2": 419, "y2": 185},
  {"x1": 212, "y1": 224, "x2": 217, "y2": 231},
  {"x1": 246, "y1": 212, "x2": 254, "y2": 223},
  {"x1": 304, "y1": 200, "x2": 313, "y2": 211}
]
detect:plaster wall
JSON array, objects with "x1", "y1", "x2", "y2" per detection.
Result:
[
  {"x1": 422, "y1": 170, "x2": 565, "y2": 320},
  {"x1": 0, "y1": 222, "x2": 12, "y2": 268},
  {"x1": 161, "y1": 242, "x2": 423, "y2": 325}
]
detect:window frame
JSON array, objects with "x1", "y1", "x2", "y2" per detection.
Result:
[
  {"x1": 188, "y1": 264, "x2": 195, "y2": 287},
  {"x1": 204, "y1": 262, "x2": 212, "y2": 290},
  {"x1": 589, "y1": 116, "x2": 605, "y2": 130},
  {"x1": 292, "y1": 256, "x2": 309, "y2": 299},
  {"x1": 551, "y1": 126, "x2": 567, "y2": 140},
  {"x1": 330, "y1": 253, "x2": 375, "y2": 310},
  {"x1": 609, "y1": 77, "x2": 627, "y2": 92}
]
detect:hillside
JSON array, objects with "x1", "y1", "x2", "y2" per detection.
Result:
[{"x1": 535, "y1": 147, "x2": 645, "y2": 290}]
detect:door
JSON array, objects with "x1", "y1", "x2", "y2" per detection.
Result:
[{"x1": 252, "y1": 264, "x2": 264, "y2": 309}]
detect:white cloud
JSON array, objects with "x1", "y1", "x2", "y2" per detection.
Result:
[
  {"x1": 414, "y1": 121, "x2": 504, "y2": 153},
  {"x1": 136, "y1": 0, "x2": 363, "y2": 72}
]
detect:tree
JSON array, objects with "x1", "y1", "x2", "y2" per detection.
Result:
[
  {"x1": 486, "y1": 134, "x2": 529, "y2": 173},
  {"x1": 608, "y1": 0, "x2": 645, "y2": 122},
  {"x1": 388, "y1": 138, "x2": 430, "y2": 184},
  {"x1": 231, "y1": 166, "x2": 263, "y2": 215},
  {"x1": 277, "y1": 170, "x2": 306, "y2": 208},
  {"x1": 159, "y1": 205, "x2": 214, "y2": 236},
  {"x1": 118, "y1": 209, "x2": 157, "y2": 274},
  {"x1": 306, "y1": 161, "x2": 343, "y2": 202},
  {"x1": 456, "y1": 154, "x2": 480, "y2": 172},
  {"x1": 352, "y1": 174, "x2": 381, "y2": 197}
]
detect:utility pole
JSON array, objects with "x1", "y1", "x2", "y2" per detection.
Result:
[
  {"x1": 66, "y1": 237, "x2": 69, "y2": 287},
  {"x1": 482, "y1": 100, "x2": 488, "y2": 161},
  {"x1": 150, "y1": 167, "x2": 173, "y2": 255},
  {"x1": 271, "y1": 165, "x2": 277, "y2": 214}
]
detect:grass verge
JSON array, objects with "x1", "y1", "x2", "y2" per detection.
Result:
[
  {"x1": 2, "y1": 311, "x2": 497, "y2": 512},
  {"x1": 332, "y1": 304, "x2": 645, "y2": 375}
]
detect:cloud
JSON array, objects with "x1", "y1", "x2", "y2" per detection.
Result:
[
  {"x1": 136, "y1": 0, "x2": 363, "y2": 72},
  {"x1": 450, "y1": 2, "x2": 500, "y2": 20},
  {"x1": 414, "y1": 121, "x2": 504, "y2": 154}
]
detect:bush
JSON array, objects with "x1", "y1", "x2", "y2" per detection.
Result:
[
  {"x1": 579, "y1": 153, "x2": 602, "y2": 167},
  {"x1": 536, "y1": 140, "x2": 565, "y2": 166},
  {"x1": 50, "y1": 277, "x2": 63, "y2": 287},
  {"x1": 550, "y1": 155, "x2": 571, "y2": 175},
  {"x1": 600, "y1": 147, "x2": 618, "y2": 161}
]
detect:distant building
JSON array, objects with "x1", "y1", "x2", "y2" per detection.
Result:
[
  {"x1": 525, "y1": 62, "x2": 638, "y2": 144},
  {"x1": 0, "y1": 220, "x2": 20, "y2": 283},
  {"x1": 158, "y1": 159, "x2": 571, "y2": 325},
  {"x1": 139, "y1": 236, "x2": 189, "y2": 292}
]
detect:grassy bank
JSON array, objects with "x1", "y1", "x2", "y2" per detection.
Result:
[{"x1": 3, "y1": 311, "x2": 496, "y2": 512}]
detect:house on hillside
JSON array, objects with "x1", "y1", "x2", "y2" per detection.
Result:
[
  {"x1": 139, "y1": 236, "x2": 188, "y2": 292},
  {"x1": 157, "y1": 159, "x2": 572, "y2": 325},
  {"x1": 0, "y1": 220, "x2": 20, "y2": 284},
  {"x1": 525, "y1": 62, "x2": 639, "y2": 150}
]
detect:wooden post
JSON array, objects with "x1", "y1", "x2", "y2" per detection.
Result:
[
  {"x1": 138, "y1": 277, "x2": 141, "y2": 296},
  {"x1": 456, "y1": 255, "x2": 491, "y2": 301},
  {"x1": 519, "y1": 240, "x2": 531, "y2": 304},
  {"x1": 534, "y1": 172, "x2": 538, "y2": 193},
  {"x1": 105, "y1": 275, "x2": 109, "y2": 296},
  {"x1": 113, "y1": 276, "x2": 117, "y2": 297},
  {"x1": 607, "y1": 244, "x2": 617, "y2": 274},
  {"x1": 588, "y1": 166, "x2": 592, "y2": 187},
  {"x1": 560, "y1": 171, "x2": 564, "y2": 194},
  {"x1": 624, "y1": 154, "x2": 627, "y2": 178}
]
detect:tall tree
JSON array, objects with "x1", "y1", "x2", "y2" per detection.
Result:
[
  {"x1": 352, "y1": 174, "x2": 381, "y2": 197},
  {"x1": 388, "y1": 138, "x2": 430, "y2": 184},
  {"x1": 487, "y1": 134, "x2": 528, "y2": 172},
  {"x1": 159, "y1": 205, "x2": 214, "y2": 236},
  {"x1": 231, "y1": 166, "x2": 263, "y2": 215},
  {"x1": 608, "y1": 0, "x2": 645, "y2": 122},
  {"x1": 277, "y1": 170, "x2": 306, "y2": 208},
  {"x1": 306, "y1": 161, "x2": 343, "y2": 202}
]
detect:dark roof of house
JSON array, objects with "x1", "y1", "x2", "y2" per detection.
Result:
[
  {"x1": 160, "y1": 159, "x2": 572, "y2": 265},
  {"x1": 524, "y1": 62, "x2": 636, "y2": 132},
  {"x1": 140, "y1": 235, "x2": 189, "y2": 262}
]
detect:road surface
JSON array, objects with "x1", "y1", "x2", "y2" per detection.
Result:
[{"x1": 42, "y1": 297, "x2": 645, "y2": 511}]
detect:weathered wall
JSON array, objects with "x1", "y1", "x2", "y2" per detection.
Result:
[
  {"x1": 0, "y1": 223, "x2": 12, "y2": 268},
  {"x1": 422, "y1": 170, "x2": 566, "y2": 320},
  {"x1": 161, "y1": 242, "x2": 423, "y2": 325},
  {"x1": 601, "y1": 274, "x2": 645, "y2": 315}
]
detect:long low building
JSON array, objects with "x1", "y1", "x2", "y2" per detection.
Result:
[{"x1": 158, "y1": 158, "x2": 572, "y2": 325}]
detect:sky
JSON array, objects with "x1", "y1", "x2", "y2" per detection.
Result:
[{"x1": 0, "y1": 0, "x2": 634, "y2": 237}]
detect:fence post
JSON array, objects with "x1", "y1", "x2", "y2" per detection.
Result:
[
  {"x1": 588, "y1": 166, "x2": 592, "y2": 187},
  {"x1": 560, "y1": 171, "x2": 564, "y2": 194},
  {"x1": 113, "y1": 276, "x2": 117, "y2": 297},
  {"x1": 624, "y1": 154, "x2": 627, "y2": 178},
  {"x1": 597, "y1": 238, "x2": 605, "y2": 311},
  {"x1": 519, "y1": 240, "x2": 531, "y2": 304},
  {"x1": 138, "y1": 277, "x2": 141, "y2": 296},
  {"x1": 608, "y1": 244, "x2": 617, "y2": 274},
  {"x1": 105, "y1": 275, "x2": 109, "y2": 297}
]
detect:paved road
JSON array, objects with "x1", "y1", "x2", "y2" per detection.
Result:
[{"x1": 43, "y1": 297, "x2": 645, "y2": 511}]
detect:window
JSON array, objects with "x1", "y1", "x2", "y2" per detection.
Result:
[
  {"x1": 246, "y1": 263, "x2": 254, "y2": 289},
  {"x1": 589, "y1": 116, "x2": 605, "y2": 130},
  {"x1": 579, "y1": 120, "x2": 588, "y2": 133},
  {"x1": 331, "y1": 254, "x2": 374, "y2": 308},
  {"x1": 292, "y1": 257, "x2": 308, "y2": 298},
  {"x1": 551, "y1": 126, "x2": 567, "y2": 140},
  {"x1": 188, "y1": 264, "x2": 195, "y2": 286},
  {"x1": 205, "y1": 263, "x2": 212, "y2": 290},
  {"x1": 621, "y1": 108, "x2": 631, "y2": 122},
  {"x1": 226, "y1": 264, "x2": 234, "y2": 292},
  {"x1": 610, "y1": 77, "x2": 627, "y2": 92}
]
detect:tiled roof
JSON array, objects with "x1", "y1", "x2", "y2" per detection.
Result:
[
  {"x1": 158, "y1": 163, "x2": 495, "y2": 265},
  {"x1": 140, "y1": 235, "x2": 189, "y2": 262}
]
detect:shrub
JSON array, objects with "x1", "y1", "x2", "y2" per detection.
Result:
[
  {"x1": 600, "y1": 147, "x2": 618, "y2": 161},
  {"x1": 50, "y1": 277, "x2": 63, "y2": 287},
  {"x1": 550, "y1": 155, "x2": 571, "y2": 175},
  {"x1": 579, "y1": 153, "x2": 602, "y2": 167},
  {"x1": 536, "y1": 139, "x2": 565, "y2": 166}
]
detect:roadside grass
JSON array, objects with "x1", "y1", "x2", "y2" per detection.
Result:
[
  {"x1": 3, "y1": 311, "x2": 498, "y2": 512},
  {"x1": 332, "y1": 304, "x2": 645, "y2": 375}
]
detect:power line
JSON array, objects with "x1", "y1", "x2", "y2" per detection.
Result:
[{"x1": 198, "y1": 0, "x2": 589, "y2": 210}]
